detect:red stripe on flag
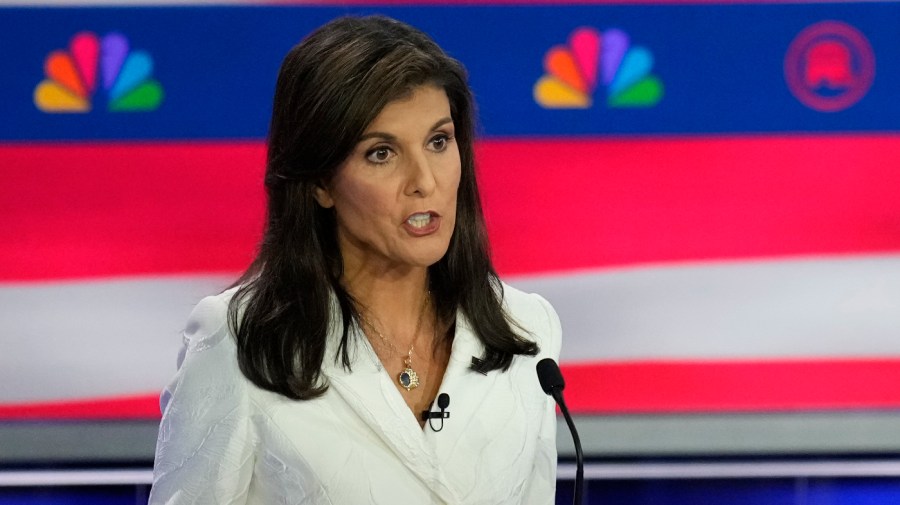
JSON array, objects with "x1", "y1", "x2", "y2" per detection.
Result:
[
  {"x1": 563, "y1": 359, "x2": 900, "y2": 413},
  {"x1": 478, "y1": 135, "x2": 900, "y2": 275},
  {"x1": 2, "y1": 142, "x2": 266, "y2": 281},
  {"x1": 0, "y1": 393, "x2": 161, "y2": 420},
  {"x1": 2, "y1": 135, "x2": 899, "y2": 281},
  {"x1": 2, "y1": 359, "x2": 899, "y2": 419}
]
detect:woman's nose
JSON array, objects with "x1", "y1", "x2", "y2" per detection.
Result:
[{"x1": 405, "y1": 152, "x2": 437, "y2": 197}]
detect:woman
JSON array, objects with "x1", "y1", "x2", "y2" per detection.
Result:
[{"x1": 150, "y1": 15, "x2": 561, "y2": 504}]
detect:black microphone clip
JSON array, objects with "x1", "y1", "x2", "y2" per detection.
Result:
[{"x1": 421, "y1": 393, "x2": 450, "y2": 432}]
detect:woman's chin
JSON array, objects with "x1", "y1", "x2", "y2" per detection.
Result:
[{"x1": 403, "y1": 243, "x2": 452, "y2": 269}]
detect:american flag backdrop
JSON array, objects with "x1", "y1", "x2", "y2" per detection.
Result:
[{"x1": 2, "y1": 0, "x2": 900, "y2": 424}]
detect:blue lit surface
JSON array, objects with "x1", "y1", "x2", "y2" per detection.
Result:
[{"x1": 3, "y1": 478, "x2": 900, "y2": 504}]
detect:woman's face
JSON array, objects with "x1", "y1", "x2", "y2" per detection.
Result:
[{"x1": 314, "y1": 85, "x2": 462, "y2": 275}]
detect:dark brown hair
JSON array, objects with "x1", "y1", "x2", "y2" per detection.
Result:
[{"x1": 229, "y1": 15, "x2": 537, "y2": 400}]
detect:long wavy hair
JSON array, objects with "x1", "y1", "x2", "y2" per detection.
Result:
[{"x1": 229, "y1": 15, "x2": 538, "y2": 400}]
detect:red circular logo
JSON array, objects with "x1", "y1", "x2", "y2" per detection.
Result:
[{"x1": 784, "y1": 21, "x2": 875, "y2": 112}]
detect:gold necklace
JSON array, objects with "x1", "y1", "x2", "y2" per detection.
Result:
[{"x1": 361, "y1": 295, "x2": 429, "y2": 392}]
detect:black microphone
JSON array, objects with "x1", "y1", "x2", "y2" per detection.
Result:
[
  {"x1": 537, "y1": 358, "x2": 583, "y2": 505},
  {"x1": 421, "y1": 393, "x2": 450, "y2": 432}
]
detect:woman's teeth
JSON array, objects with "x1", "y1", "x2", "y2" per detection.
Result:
[{"x1": 407, "y1": 213, "x2": 432, "y2": 228}]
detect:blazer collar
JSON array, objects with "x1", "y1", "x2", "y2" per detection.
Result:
[
  {"x1": 427, "y1": 311, "x2": 501, "y2": 467},
  {"x1": 322, "y1": 306, "x2": 462, "y2": 502},
  {"x1": 321, "y1": 305, "x2": 501, "y2": 502}
]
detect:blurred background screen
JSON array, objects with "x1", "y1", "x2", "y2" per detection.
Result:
[{"x1": 2, "y1": 1, "x2": 900, "y2": 470}]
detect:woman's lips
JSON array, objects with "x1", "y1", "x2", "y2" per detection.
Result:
[{"x1": 402, "y1": 211, "x2": 441, "y2": 236}]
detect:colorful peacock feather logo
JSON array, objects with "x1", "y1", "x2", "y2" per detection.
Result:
[
  {"x1": 534, "y1": 27, "x2": 663, "y2": 109},
  {"x1": 34, "y1": 32, "x2": 164, "y2": 113}
]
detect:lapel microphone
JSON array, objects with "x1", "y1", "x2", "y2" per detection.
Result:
[
  {"x1": 536, "y1": 358, "x2": 583, "y2": 505},
  {"x1": 421, "y1": 393, "x2": 450, "y2": 432}
]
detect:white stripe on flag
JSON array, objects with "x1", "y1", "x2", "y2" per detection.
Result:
[
  {"x1": 3, "y1": 253, "x2": 899, "y2": 404},
  {"x1": 508, "y1": 253, "x2": 900, "y2": 362}
]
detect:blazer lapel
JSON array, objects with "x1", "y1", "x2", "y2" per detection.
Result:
[
  {"x1": 428, "y1": 312, "x2": 501, "y2": 467},
  {"x1": 323, "y1": 322, "x2": 460, "y2": 503}
]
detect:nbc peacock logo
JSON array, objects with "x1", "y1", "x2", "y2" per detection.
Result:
[
  {"x1": 534, "y1": 27, "x2": 663, "y2": 109},
  {"x1": 34, "y1": 31, "x2": 164, "y2": 113}
]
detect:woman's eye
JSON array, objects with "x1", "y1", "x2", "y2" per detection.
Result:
[
  {"x1": 366, "y1": 147, "x2": 393, "y2": 164},
  {"x1": 430, "y1": 135, "x2": 450, "y2": 152}
]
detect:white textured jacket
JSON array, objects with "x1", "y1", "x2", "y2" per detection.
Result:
[{"x1": 149, "y1": 283, "x2": 562, "y2": 504}]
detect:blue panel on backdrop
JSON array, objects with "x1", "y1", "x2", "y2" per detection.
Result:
[
  {"x1": 0, "y1": 486, "x2": 146, "y2": 505},
  {"x1": 554, "y1": 477, "x2": 900, "y2": 505},
  {"x1": 1, "y1": 477, "x2": 900, "y2": 504},
  {"x1": 577, "y1": 478, "x2": 799, "y2": 505},
  {"x1": 807, "y1": 477, "x2": 900, "y2": 504},
  {"x1": 1, "y1": 4, "x2": 899, "y2": 141}
]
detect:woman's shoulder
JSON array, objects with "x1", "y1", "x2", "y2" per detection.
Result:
[
  {"x1": 499, "y1": 282, "x2": 562, "y2": 359},
  {"x1": 180, "y1": 286, "x2": 240, "y2": 353},
  {"x1": 152, "y1": 286, "x2": 258, "y2": 502},
  {"x1": 158, "y1": 286, "x2": 250, "y2": 418},
  {"x1": 499, "y1": 282, "x2": 557, "y2": 322},
  {"x1": 158, "y1": 287, "x2": 244, "y2": 410}
]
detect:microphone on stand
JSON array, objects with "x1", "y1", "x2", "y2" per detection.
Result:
[{"x1": 536, "y1": 358, "x2": 583, "y2": 505}]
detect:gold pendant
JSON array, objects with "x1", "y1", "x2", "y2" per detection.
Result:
[
  {"x1": 398, "y1": 357, "x2": 419, "y2": 391},
  {"x1": 399, "y1": 367, "x2": 419, "y2": 391}
]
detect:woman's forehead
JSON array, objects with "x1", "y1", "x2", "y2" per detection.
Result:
[{"x1": 361, "y1": 85, "x2": 452, "y2": 137}]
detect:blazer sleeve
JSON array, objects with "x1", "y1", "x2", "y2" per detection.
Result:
[
  {"x1": 524, "y1": 293, "x2": 563, "y2": 505},
  {"x1": 148, "y1": 295, "x2": 256, "y2": 505}
]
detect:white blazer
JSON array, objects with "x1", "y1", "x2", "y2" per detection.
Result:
[{"x1": 149, "y1": 283, "x2": 562, "y2": 504}]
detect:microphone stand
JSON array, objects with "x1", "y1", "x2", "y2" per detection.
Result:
[
  {"x1": 553, "y1": 388, "x2": 583, "y2": 505},
  {"x1": 536, "y1": 358, "x2": 583, "y2": 505}
]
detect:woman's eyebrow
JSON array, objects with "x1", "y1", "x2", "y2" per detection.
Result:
[
  {"x1": 357, "y1": 116, "x2": 454, "y2": 143},
  {"x1": 430, "y1": 117, "x2": 453, "y2": 130},
  {"x1": 358, "y1": 131, "x2": 395, "y2": 142}
]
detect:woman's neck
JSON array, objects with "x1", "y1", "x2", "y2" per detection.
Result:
[{"x1": 342, "y1": 263, "x2": 431, "y2": 341}]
